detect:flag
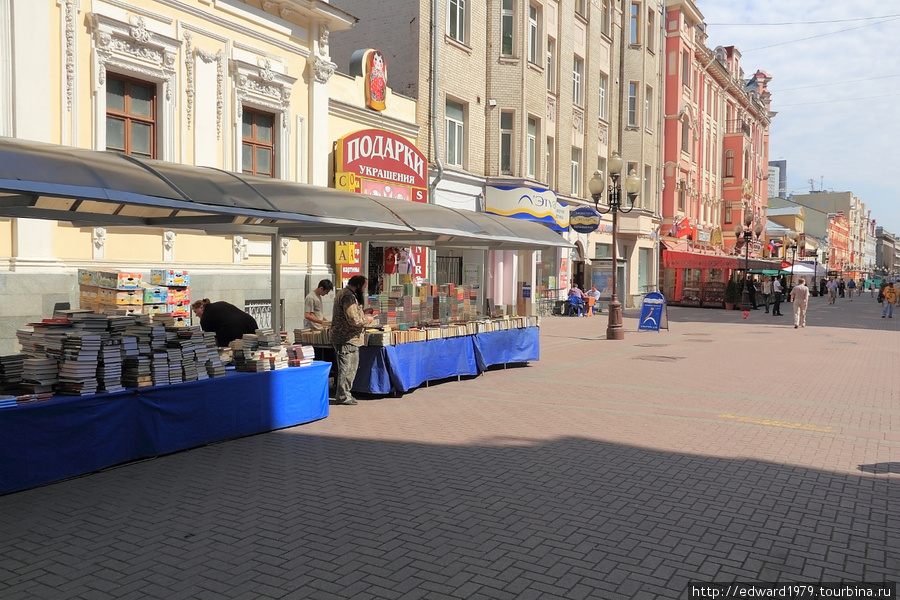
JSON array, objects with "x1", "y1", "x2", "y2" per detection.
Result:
[{"x1": 674, "y1": 218, "x2": 691, "y2": 238}]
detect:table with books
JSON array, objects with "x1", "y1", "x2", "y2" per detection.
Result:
[
  {"x1": 0, "y1": 305, "x2": 330, "y2": 496},
  {"x1": 299, "y1": 319, "x2": 540, "y2": 396}
]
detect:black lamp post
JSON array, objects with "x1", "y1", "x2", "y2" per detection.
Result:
[
  {"x1": 733, "y1": 216, "x2": 763, "y2": 311},
  {"x1": 588, "y1": 152, "x2": 641, "y2": 340},
  {"x1": 787, "y1": 236, "x2": 799, "y2": 290}
]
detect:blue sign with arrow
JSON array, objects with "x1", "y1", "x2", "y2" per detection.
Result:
[{"x1": 638, "y1": 292, "x2": 667, "y2": 332}]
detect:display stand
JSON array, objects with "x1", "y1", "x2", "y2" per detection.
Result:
[{"x1": 0, "y1": 362, "x2": 330, "y2": 495}]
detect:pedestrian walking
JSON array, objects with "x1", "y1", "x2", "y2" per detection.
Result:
[
  {"x1": 790, "y1": 278, "x2": 810, "y2": 328},
  {"x1": 882, "y1": 282, "x2": 897, "y2": 318},
  {"x1": 761, "y1": 277, "x2": 772, "y2": 313},
  {"x1": 870, "y1": 280, "x2": 876, "y2": 297},
  {"x1": 820, "y1": 279, "x2": 827, "y2": 297},
  {"x1": 772, "y1": 276, "x2": 783, "y2": 316},
  {"x1": 838, "y1": 279, "x2": 845, "y2": 298},
  {"x1": 847, "y1": 278, "x2": 856, "y2": 300},
  {"x1": 826, "y1": 277, "x2": 838, "y2": 305}
]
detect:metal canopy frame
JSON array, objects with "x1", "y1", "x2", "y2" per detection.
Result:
[
  {"x1": 0, "y1": 137, "x2": 572, "y2": 250},
  {"x1": 0, "y1": 137, "x2": 572, "y2": 330}
]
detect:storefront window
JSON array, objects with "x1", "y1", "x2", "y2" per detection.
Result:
[
  {"x1": 538, "y1": 247, "x2": 559, "y2": 296},
  {"x1": 594, "y1": 243, "x2": 610, "y2": 259}
]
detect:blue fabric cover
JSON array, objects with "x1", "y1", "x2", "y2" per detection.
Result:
[
  {"x1": 472, "y1": 327, "x2": 540, "y2": 371},
  {"x1": 355, "y1": 336, "x2": 478, "y2": 394},
  {"x1": 0, "y1": 362, "x2": 329, "y2": 495},
  {"x1": 353, "y1": 327, "x2": 540, "y2": 394}
]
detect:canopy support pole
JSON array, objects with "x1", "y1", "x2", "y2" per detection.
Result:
[{"x1": 271, "y1": 232, "x2": 282, "y2": 336}]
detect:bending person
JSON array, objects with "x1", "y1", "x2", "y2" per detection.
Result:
[{"x1": 191, "y1": 298, "x2": 259, "y2": 346}]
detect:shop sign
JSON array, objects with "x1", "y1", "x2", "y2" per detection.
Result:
[
  {"x1": 484, "y1": 185, "x2": 568, "y2": 232},
  {"x1": 335, "y1": 129, "x2": 427, "y2": 191},
  {"x1": 569, "y1": 206, "x2": 600, "y2": 234},
  {"x1": 710, "y1": 228, "x2": 723, "y2": 246},
  {"x1": 334, "y1": 128, "x2": 429, "y2": 281},
  {"x1": 637, "y1": 292, "x2": 667, "y2": 332},
  {"x1": 522, "y1": 283, "x2": 531, "y2": 299},
  {"x1": 696, "y1": 230, "x2": 711, "y2": 243}
]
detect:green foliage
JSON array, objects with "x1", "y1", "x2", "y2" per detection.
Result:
[{"x1": 724, "y1": 278, "x2": 741, "y2": 304}]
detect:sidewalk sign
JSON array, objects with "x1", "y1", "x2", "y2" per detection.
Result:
[{"x1": 638, "y1": 292, "x2": 668, "y2": 332}]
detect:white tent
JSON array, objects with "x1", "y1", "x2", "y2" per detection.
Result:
[{"x1": 781, "y1": 263, "x2": 826, "y2": 276}]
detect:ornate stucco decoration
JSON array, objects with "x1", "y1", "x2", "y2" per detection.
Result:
[
  {"x1": 597, "y1": 122, "x2": 608, "y2": 146},
  {"x1": 313, "y1": 24, "x2": 336, "y2": 84},
  {"x1": 546, "y1": 96, "x2": 556, "y2": 123},
  {"x1": 232, "y1": 57, "x2": 296, "y2": 130},
  {"x1": 163, "y1": 230, "x2": 175, "y2": 251},
  {"x1": 281, "y1": 238, "x2": 290, "y2": 262},
  {"x1": 61, "y1": 0, "x2": 77, "y2": 111},
  {"x1": 572, "y1": 107, "x2": 584, "y2": 136},
  {"x1": 184, "y1": 32, "x2": 194, "y2": 128},
  {"x1": 93, "y1": 227, "x2": 107, "y2": 250},
  {"x1": 89, "y1": 12, "x2": 181, "y2": 102},
  {"x1": 197, "y1": 48, "x2": 226, "y2": 139}
]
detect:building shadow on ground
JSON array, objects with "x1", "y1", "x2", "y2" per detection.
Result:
[{"x1": 0, "y1": 431, "x2": 896, "y2": 599}]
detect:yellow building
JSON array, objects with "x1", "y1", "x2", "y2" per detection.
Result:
[{"x1": 0, "y1": 0, "x2": 422, "y2": 353}]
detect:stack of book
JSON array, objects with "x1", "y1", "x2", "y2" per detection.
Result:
[
  {"x1": 0, "y1": 395, "x2": 17, "y2": 409},
  {"x1": 165, "y1": 346, "x2": 184, "y2": 384},
  {"x1": 151, "y1": 348, "x2": 170, "y2": 385},
  {"x1": 232, "y1": 349, "x2": 271, "y2": 372},
  {"x1": 20, "y1": 357, "x2": 57, "y2": 394},
  {"x1": 122, "y1": 355, "x2": 152, "y2": 387},
  {"x1": 56, "y1": 332, "x2": 102, "y2": 395},
  {"x1": 285, "y1": 344, "x2": 315, "y2": 367},
  {"x1": 0, "y1": 354, "x2": 25, "y2": 395},
  {"x1": 294, "y1": 328, "x2": 330, "y2": 345},
  {"x1": 97, "y1": 339, "x2": 125, "y2": 393}
]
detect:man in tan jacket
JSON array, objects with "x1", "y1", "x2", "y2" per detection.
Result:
[
  {"x1": 789, "y1": 278, "x2": 810, "y2": 329},
  {"x1": 331, "y1": 275, "x2": 374, "y2": 405}
]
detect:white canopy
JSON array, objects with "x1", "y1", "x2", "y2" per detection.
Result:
[{"x1": 782, "y1": 263, "x2": 826, "y2": 276}]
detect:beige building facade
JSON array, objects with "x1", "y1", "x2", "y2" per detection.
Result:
[{"x1": 0, "y1": 0, "x2": 430, "y2": 354}]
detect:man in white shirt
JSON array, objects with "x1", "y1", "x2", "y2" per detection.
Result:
[
  {"x1": 303, "y1": 279, "x2": 334, "y2": 330},
  {"x1": 826, "y1": 277, "x2": 838, "y2": 305},
  {"x1": 761, "y1": 277, "x2": 773, "y2": 313},
  {"x1": 771, "y1": 277, "x2": 784, "y2": 316},
  {"x1": 790, "y1": 278, "x2": 810, "y2": 328}
]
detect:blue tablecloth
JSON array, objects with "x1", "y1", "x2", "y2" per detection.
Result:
[
  {"x1": 353, "y1": 327, "x2": 540, "y2": 395},
  {"x1": 472, "y1": 327, "x2": 540, "y2": 371},
  {"x1": 0, "y1": 362, "x2": 329, "y2": 495},
  {"x1": 355, "y1": 335, "x2": 478, "y2": 394}
]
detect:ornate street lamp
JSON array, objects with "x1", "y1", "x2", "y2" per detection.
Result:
[
  {"x1": 733, "y1": 216, "x2": 763, "y2": 311},
  {"x1": 588, "y1": 152, "x2": 641, "y2": 340},
  {"x1": 787, "y1": 235, "x2": 799, "y2": 290}
]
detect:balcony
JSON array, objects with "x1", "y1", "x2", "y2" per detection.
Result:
[{"x1": 726, "y1": 119, "x2": 751, "y2": 136}]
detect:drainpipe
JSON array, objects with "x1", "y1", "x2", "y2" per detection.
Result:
[{"x1": 428, "y1": 0, "x2": 443, "y2": 202}]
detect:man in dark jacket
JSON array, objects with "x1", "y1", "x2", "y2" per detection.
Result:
[{"x1": 191, "y1": 299, "x2": 259, "y2": 346}]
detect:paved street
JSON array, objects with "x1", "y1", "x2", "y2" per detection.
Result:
[{"x1": 1, "y1": 293, "x2": 898, "y2": 599}]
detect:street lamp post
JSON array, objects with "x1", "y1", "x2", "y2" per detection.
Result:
[
  {"x1": 788, "y1": 236, "x2": 799, "y2": 291},
  {"x1": 588, "y1": 152, "x2": 641, "y2": 341},
  {"x1": 733, "y1": 216, "x2": 763, "y2": 311}
]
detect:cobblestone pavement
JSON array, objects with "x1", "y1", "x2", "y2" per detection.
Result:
[{"x1": 1, "y1": 293, "x2": 898, "y2": 599}]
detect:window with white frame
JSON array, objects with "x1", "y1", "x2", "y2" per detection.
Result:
[
  {"x1": 646, "y1": 9, "x2": 655, "y2": 50},
  {"x1": 573, "y1": 56, "x2": 584, "y2": 106},
  {"x1": 528, "y1": 4, "x2": 541, "y2": 64},
  {"x1": 598, "y1": 73, "x2": 608, "y2": 121},
  {"x1": 630, "y1": 2, "x2": 641, "y2": 45},
  {"x1": 682, "y1": 50, "x2": 690, "y2": 86},
  {"x1": 448, "y1": 0, "x2": 467, "y2": 44},
  {"x1": 446, "y1": 99, "x2": 465, "y2": 166},
  {"x1": 106, "y1": 75, "x2": 156, "y2": 159},
  {"x1": 644, "y1": 85, "x2": 653, "y2": 130},
  {"x1": 571, "y1": 147, "x2": 582, "y2": 196},
  {"x1": 575, "y1": 0, "x2": 585, "y2": 16},
  {"x1": 501, "y1": 0, "x2": 514, "y2": 56},
  {"x1": 546, "y1": 37, "x2": 556, "y2": 91},
  {"x1": 628, "y1": 82, "x2": 638, "y2": 127},
  {"x1": 500, "y1": 110, "x2": 514, "y2": 174},
  {"x1": 724, "y1": 149, "x2": 734, "y2": 177},
  {"x1": 681, "y1": 116, "x2": 690, "y2": 153},
  {"x1": 724, "y1": 202, "x2": 732, "y2": 223},
  {"x1": 527, "y1": 117, "x2": 537, "y2": 178}
]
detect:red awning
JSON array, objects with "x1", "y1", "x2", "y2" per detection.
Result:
[{"x1": 662, "y1": 250, "x2": 739, "y2": 270}]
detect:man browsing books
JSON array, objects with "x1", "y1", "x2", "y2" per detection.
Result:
[{"x1": 303, "y1": 279, "x2": 334, "y2": 330}]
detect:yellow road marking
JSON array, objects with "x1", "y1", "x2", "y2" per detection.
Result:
[{"x1": 718, "y1": 413, "x2": 834, "y2": 433}]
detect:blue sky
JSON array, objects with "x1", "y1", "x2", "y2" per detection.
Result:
[{"x1": 698, "y1": 1, "x2": 900, "y2": 232}]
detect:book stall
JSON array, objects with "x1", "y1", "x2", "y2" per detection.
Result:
[
  {"x1": 294, "y1": 282, "x2": 540, "y2": 395},
  {"x1": 0, "y1": 269, "x2": 329, "y2": 496}
]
